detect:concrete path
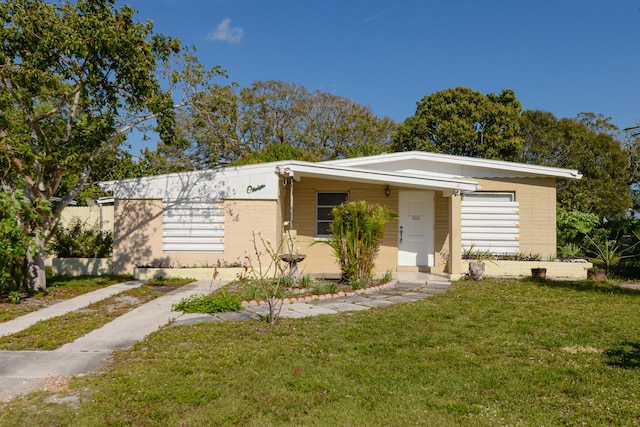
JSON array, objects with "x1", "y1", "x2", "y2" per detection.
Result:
[
  {"x1": 173, "y1": 272, "x2": 452, "y2": 326},
  {"x1": 0, "y1": 272, "x2": 450, "y2": 402},
  {"x1": 0, "y1": 280, "x2": 146, "y2": 337}
]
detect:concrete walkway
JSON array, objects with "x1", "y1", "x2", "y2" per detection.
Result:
[
  {"x1": 0, "y1": 272, "x2": 451, "y2": 402},
  {"x1": 173, "y1": 272, "x2": 452, "y2": 325},
  {"x1": 0, "y1": 280, "x2": 146, "y2": 337}
]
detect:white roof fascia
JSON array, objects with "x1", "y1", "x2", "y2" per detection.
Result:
[
  {"x1": 101, "y1": 161, "x2": 289, "y2": 190},
  {"x1": 277, "y1": 162, "x2": 480, "y2": 193},
  {"x1": 101, "y1": 163, "x2": 283, "y2": 200},
  {"x1": 323, "y1": 151, "x2": 583, "y2": 180}
]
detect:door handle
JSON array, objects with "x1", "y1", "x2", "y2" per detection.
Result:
[{"x1": 399, "y1": 226, "x2": 403, "y2": 244}]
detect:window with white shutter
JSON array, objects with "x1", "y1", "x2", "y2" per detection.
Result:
[
  {"x1": 461, "y1": 192, "x2": 519, "y2": 254},
  {"x1": 162, "y1": 200, "x2": 224, "y2": 252}
]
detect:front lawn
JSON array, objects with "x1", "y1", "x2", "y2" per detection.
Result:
[{"x1": 2, "y1": 278, "x2": 640, "y2": 426}]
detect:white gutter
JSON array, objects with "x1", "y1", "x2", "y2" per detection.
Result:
[{"x1": 323, "y1": 151, "x2": 583, "y2": 180}]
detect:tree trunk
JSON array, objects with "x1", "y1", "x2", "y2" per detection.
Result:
[{"x1": 27, "y1": 234, "x2": 47, "y2": 291}]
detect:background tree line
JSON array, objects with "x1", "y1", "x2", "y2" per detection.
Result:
[{"x1": 128, "y1": 84, "x2": 638, "y2": 220}]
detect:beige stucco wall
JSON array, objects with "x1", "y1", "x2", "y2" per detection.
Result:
[
  {"x1": 111, "y1": 175, "x2": 558, "y2": 278},
  {"x1": 291, "y1": 178, "x2": 399, "y2": 278},
  {"x1": 113, "y1": 199, "x2": 164, "y2": 275},
  {"x1": 292, "y1": 176, "x2": 557, "y2": 278},
  {"x1": 59, "y1": 205, "x2": 114, "y2": 232},
  {"x1": 432, "y1": 192, "x2": 456, "y2": 275},
  {"x1": 112, "y1": 198, "x2": 280, "y2": 276},
  {"x1": 223, "y1": 199, "x2": 280, "y2": 267}
]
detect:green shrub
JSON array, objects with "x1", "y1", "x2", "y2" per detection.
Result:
[
  {"x1": 558, "y1": 243, "x2": 583, "y2": 260},
  {"x1": 556, "y1": 207, "x2": 599, "y2": 248},
  {"x1": 7, "y1": 290, "x2": 21, "y2": 304},
  {"x1": 298, "y1": 274, "x2": 312, "y2": 288},
  {"x1": 172, "y1": 293, "x2": 242, "y2": 314},
  {"x1": 349, "y1": 279, "x2": 368, "y2": 290},
  {"x1": 317, "y1": 200, "x2": 398, "y2": 282},
  {"x1": 379, "y1": 269, "x2": 394, "y2": 283},
  {"x1": 0, "y1": 190, "x2": 51, "y2": 294},
  {"x1": 310, "y1": 281, "x2": 338, "y2": 295},
  {"x1": 50, "y1": 219, "x2": 112, "y2": 258}
]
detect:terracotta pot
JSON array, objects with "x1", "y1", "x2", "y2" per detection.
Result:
[
  {"x1": 587, "y1": 269, "x2": 606, "y2": 281},
  {"x1": 531, "y1": 268, "x2": 547, "y2": 279}
]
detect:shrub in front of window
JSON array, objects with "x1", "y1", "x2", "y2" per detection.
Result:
[{"x1": 321, "y1": 200, "x2": 398, "y2": 282}]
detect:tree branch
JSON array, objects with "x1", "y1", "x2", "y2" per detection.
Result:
[{"x1": 34, "y1": 82, "x2": 83, "y2": 123}]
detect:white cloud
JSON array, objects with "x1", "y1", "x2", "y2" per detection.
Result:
[{"x1": 206, "y1": 18, "x2": 244, "y2": 43}]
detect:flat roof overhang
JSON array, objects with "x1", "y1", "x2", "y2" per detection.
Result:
[{"x1": 275, "y1": 163, "x2": 480, "y2": 195}]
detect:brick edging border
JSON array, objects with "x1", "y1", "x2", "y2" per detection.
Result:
[{"x1": 240, "y1": 279, "x2": 399, "y2": 308}]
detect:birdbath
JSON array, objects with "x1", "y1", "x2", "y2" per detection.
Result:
[{"x1": 278, "y1": 253, "x2": 307, "y2": 278}]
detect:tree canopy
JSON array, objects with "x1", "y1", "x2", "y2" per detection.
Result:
[
  {"x1": 392, "y1": 87, "x2": 522, "y2": 161},
  {"x1": 151, "y1": 79, "x2": 397, "y2": 171},
  {"x1": 519, "y1": 110, "x2": 631, "y2": 217},
  {"x1": 0, "y1": 0, "x2": 220, "y2": 289}
]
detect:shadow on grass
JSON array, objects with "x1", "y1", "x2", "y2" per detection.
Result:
[
  {"x1": 528, "y1": 278, "x2": 640, "y2": 296},
  {"x1": 605, "y1": 342, "x2": 640, "y2": 369}
]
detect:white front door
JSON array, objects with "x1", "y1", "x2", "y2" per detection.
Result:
[{"x1": 398, "y1": 191, "x2": 434, "y2": 267}]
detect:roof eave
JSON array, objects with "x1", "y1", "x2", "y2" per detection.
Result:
[
  {"x1": 323, "y1": 151, "x2": 583, "y2": 180},
  {"x1": 276, "y1": 163, "x2": 480, "y2": 193}
]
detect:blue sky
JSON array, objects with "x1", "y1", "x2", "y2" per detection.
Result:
[{"x1": 124, "y1": 0, "x2": 640, "y2": 153}]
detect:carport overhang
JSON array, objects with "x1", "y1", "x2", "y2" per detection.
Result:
[{"x1": 274, "y1": 162, "x2": 481, "y2": 195}]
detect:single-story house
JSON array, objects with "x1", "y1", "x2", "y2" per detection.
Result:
[{"x1": 100, "y1": 151, "x2": 582, "y2": 279}]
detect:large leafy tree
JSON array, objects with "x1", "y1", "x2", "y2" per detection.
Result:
[
  {"x1": 57, "y1": 149, "x2": 149, "y2": 204},
  {"x1": 154, "y1": 79, "x2": 397, "y2": 171},
  {"x1": 622, "y1": 130, "x2": 640, "y2": 208},
  {"x1": 0, "y1": 0, "x2": 220, "y2": 290},
  {"x1": 519, "y1": 110, "x2": 631, "y2": 217},
  {"x1": 393, "y1": 87, "x2": 523, "y2": 161}
]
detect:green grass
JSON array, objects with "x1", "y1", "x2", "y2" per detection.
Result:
[
  {"x1": 218, "y1": 275, "x2": 387, "y2": 302},
  {"x1": 0, "y1": 276, "x2": 194, "y2": 350},
  {"x1": 0, "y1": 275, "x2": 134, "y2": 323},
  {"x1": 2, "y1": 278, "x2": 640, "y2": 425},
  {"x1": 0, "y1": 286, "x2": 163, "y2": 350}
]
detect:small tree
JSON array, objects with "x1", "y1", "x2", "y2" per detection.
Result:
[
  {"x1": 322, "y1": 201, "x2": 398, "y2": 282},
  {"x1": 0, "y1": 189, "x2": 50, "y2": 295},
  {"x1": 245, "y1": 228, "x2": 299, "y2": 324}
]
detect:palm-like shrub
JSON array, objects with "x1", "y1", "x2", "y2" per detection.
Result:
[{"x1": 323, "y1": 200, "x2": 398, "y2": 282}]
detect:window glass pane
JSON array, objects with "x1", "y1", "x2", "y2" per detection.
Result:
[
  {"x1": 463, "y1": 192, "x2": 514, "y2": 202},
  {"x1": 317, "y1": 207, "x2": 334, "y2": 221},
  {"x1": 316, "y1": 192, "x2": 348, "y2": 236},
  {"x1": 318, "y1": 193, "x2": 348, "y2": 206},
  {"x1": 317, "y1": 221, "x2": 332, "y2": 236}
]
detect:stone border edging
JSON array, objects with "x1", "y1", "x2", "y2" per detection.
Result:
[{"x1": 240, "y1": 279, "x2": 399, "y2": 308}]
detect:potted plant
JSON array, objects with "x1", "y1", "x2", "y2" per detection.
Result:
[
  {"x1": 587, "y1": 267, "x2": 606, "y2": 281},
  {"x1": 531, "y1": 267, "x2": 547, "y2": 279}
]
